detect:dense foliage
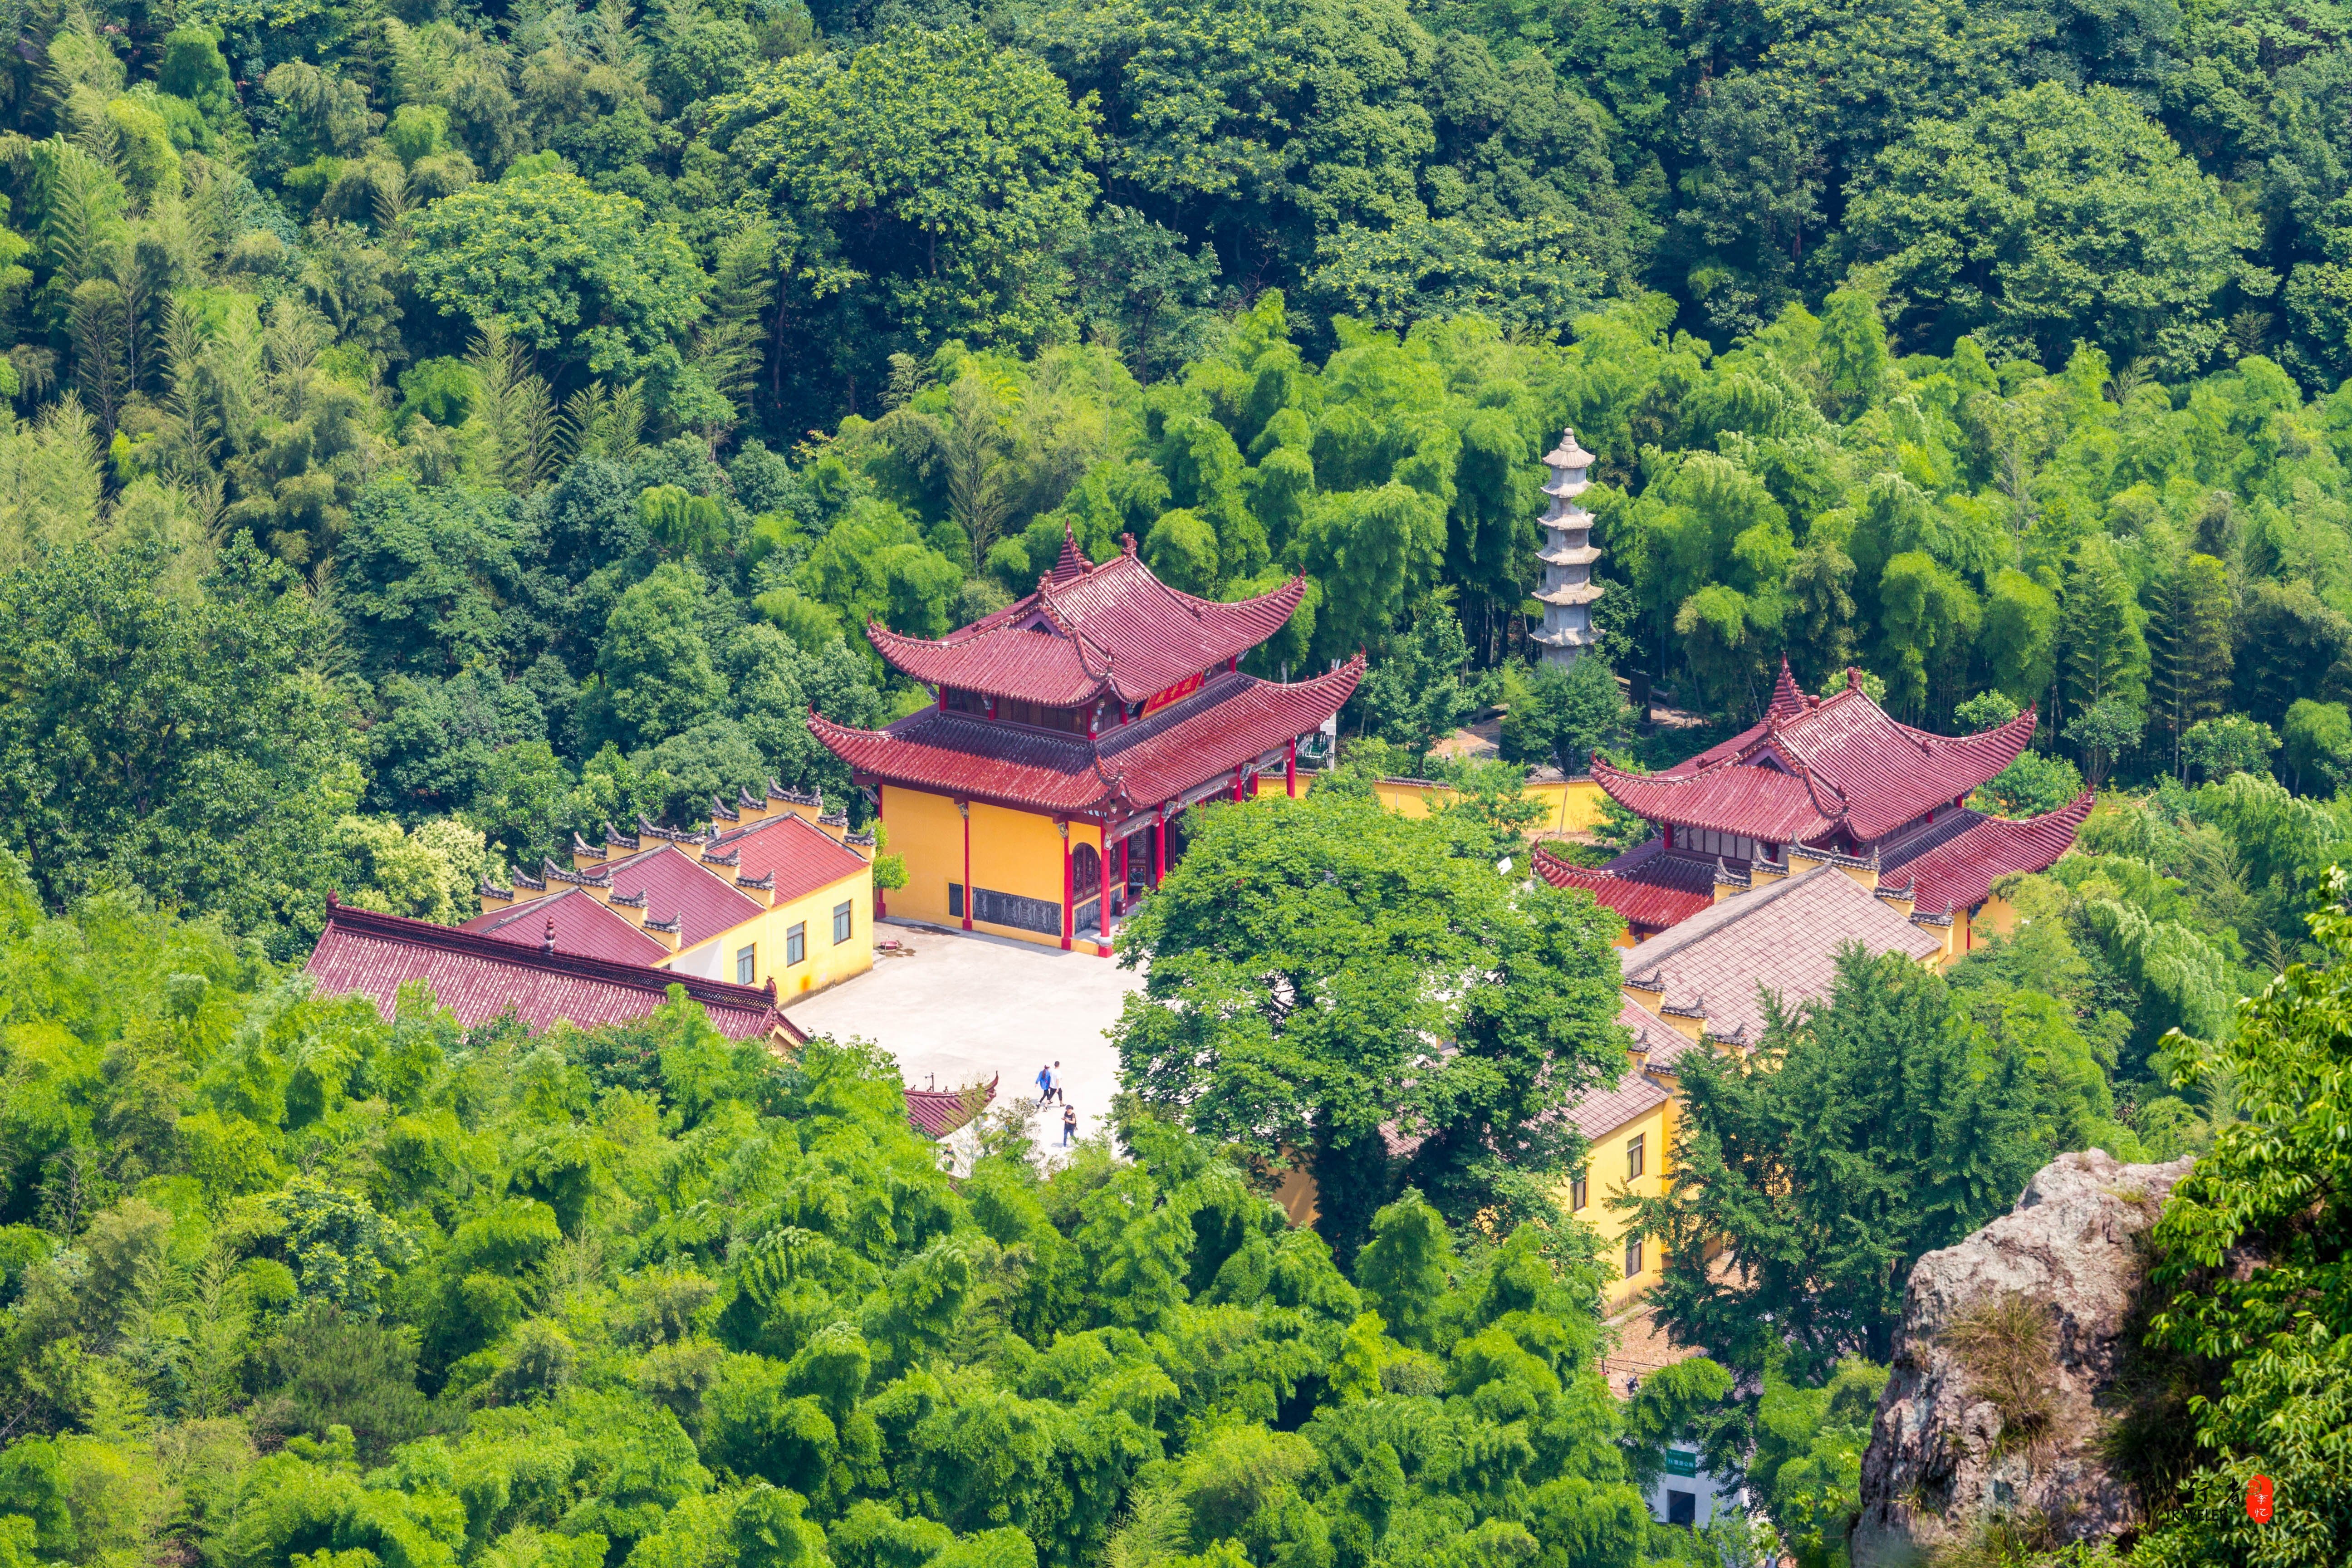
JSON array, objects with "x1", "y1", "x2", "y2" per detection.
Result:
[
  {"x1": 1111, "y1": 784, "x2": 1629, "y2": 1259},
  {"x1": 0, "y1": 850, "x2": 1742, "y2": 1568}
]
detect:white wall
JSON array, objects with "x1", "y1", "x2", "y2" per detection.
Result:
[{"x1": 1647, "y1": 1452, "x2": 1736, "y2": 1529}]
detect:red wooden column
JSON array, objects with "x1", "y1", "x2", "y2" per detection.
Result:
[
  {"x1": 1286, "y1": 737, "x2": 1298, "y2": 797},
  {"x1": 1058, "y1": 820, "x2": 1073, "y2": 951},
  {"x1": 1232, "y1": 766, "x2": 1246, "y2": 803},
  {"x1": 958, "y1": 800, "x2": 972, "y2": 931},
  {"x1": 1153, "y1": 811, "x2": 1166, "y2": 886},
  {"x1": 1097, "y1": 830, "x2": 1112, "y2": 957}
]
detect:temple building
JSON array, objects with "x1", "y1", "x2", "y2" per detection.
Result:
[
  {"x1": 1539, "y1": 661, "x2": 2093, "y2": 956},
  {"x1": 469, "y1": 782, "x2": 878, "y2": 1000},
  {"x1": 809, "y1": 532, "x2": 1359, "y2": 955},
  {"x1": 1532, "y1": 428, "x2": 1605, "y2": 666},
  {"x1": 307, "y1": 895, "x2": 798, "y2": 1044},
  {"x1": 1554, "y1": 861, "x2": 1955, "y2": 1304}
]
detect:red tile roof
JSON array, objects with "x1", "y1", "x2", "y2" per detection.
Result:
[
  {"x1": 1533, "y1": 839, "x2": 1719, "y2": 932},
  {"x1": 1767, "y1": 656, "x2": 1809, "y2": 721},
  {"x1": 810, "y1": 660, "x2": 1362, "y2": 819},
  {"x1": 1878, "y1": 793, "x2": 2096, "y2": 914},
  {"x1": 1616, "y1": 865, "x2": 1944, "y2": 1047},
  {"x1": 603, "y1": 843, "x2": 764, "y2": 950},
  {"x1": 1597, "y1": 672, "x2": 2038, "y2": 846},
  {"x1": 461, "y1": 886, "x2": 668, "y2": 965},
  {"x1": 1590, "y1": 757, "x2": 1844, "y2": 843},
  {"x1": 304, "y1": 898, "x2": 795, "y2": 1041},
  {"x1": 866, "y1": 539, "x2": 1309, "y2": 707},
  {"x1": 711, "y1": 812, "x2": 872, "y2": 905},
  {"x1": 904, "y1": 1076, "x2": 998, "y2": 1138}
]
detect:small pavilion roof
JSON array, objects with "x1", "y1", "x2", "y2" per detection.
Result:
[
  {"x1": 1616, "y1": 865, "x2": 1944, "y2": 1046},
  {"x1": 305, "y1": 897, "x2": 795, "y2": 1042},
  {"x1": 1597, "y1": 668, "x2": 2038, "y2": 845},
  {"x1": 809, "y1": 659, "x2": 1362, "y2": 819},
  {"x1": 1533, "y1": 838, "x2": 1718, "y2": 932},
  {"x1": 905, "y1": 1076, "x2": 998, "y2": 1139},
  {"x1": 462, "y1": 885, "x2": 667, "y2": 965},
  {"x1": 710, "y1": 810, "x2": 873, "y2": 905},
  {"x1": 1877, "y1": 793, "x2": 2096, "y2": 914},
  {"x1": 865, "y1": 535, "x2": 1308, "y2": 707}
]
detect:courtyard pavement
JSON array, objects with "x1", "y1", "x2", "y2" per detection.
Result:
[{"x1": 780, "y1": 919, "x2": 1143, "y2": 1155}]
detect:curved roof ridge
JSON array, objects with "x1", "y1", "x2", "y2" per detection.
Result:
[{"x1": 1029, "y1": 576, "x2": 1119, "y2": 669}]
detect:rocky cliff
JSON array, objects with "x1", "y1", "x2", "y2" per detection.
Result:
[{"x1": 1848, "y1": 1149, "x2": 2195, "y2": 1567}]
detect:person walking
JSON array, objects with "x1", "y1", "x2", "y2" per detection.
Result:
[
  {"x1": 1061, "y1": 1102, "x2": 1078, "y2": 1147},
  {"x1": 1035, "y1": 1062, "x2": 1053, "y2": 1103},
  {"x1": 1050, "y1": 1060, "x2": 1064, "y2": 1103}
]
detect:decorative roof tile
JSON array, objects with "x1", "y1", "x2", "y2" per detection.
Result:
[
  {"x1": 811, "y1": 660, "x2": 1362, "y2": 818},
  {"x1": 308, "y1": 898, "x2": 792, "y2": 1041},
  {"x1": 1589, "y1": 756, "x2": 1845, "y2": 843}
]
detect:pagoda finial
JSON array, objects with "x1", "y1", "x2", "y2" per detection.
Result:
[
  {"x1": 541, "y1": 916, "x2": 556, "y2": 956},
  {"x1": 1051, "y1": 523, "x2": 1088, "y2": 583},
  {"x1": 1768, "y1": 656, "x2": 1809, "y2": 722},
  {"x1": 1847, "y1": 667, "x2": 1865, "y2": 692}
]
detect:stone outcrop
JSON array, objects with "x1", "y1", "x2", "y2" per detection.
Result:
[{"x1": 1848, "y1": 1149, "x2": 2195, "y2": 1567}]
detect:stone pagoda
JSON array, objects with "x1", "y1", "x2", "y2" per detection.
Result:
[{"x1": 1532, "y1": 427, "x2": 1604, "y2": 666}]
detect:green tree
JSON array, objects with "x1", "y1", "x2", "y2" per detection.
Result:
[
  {"x1": 2060, "y1": 538, "x2": 2148, "y2": 729},
  {"x1": 1842, "y1": 82, "x2": 2256, "y2": 368},
  {"x1": 2181, "y1": 714, "x2": 2277, "y2": 782},
  {"x1": 579, "y1": 564, "x2": 727, "y2": 752},
  {"x1": 2137, "y1": 870, "x2": 2352, "y2": 1568},
  {"x1": 2281, "y1": 698, "x2": 2352, "y2": 796},
  {"x1": 1621, "y1": 946, "x2": 2041, "y2": 1377},
  {"x1": 0, "y1": 542, "x2": 352, "y2": 955},
  {"x1": 1358, "y1": 612, "x2": 1485, "y2": 773},
  {"x1": 408, "y1": 169, "x2": 709, "y2": 377},
  {"x1": 1114, "y1": 789, "x2": 1630, "y2": 1256},
  {"x1": 2150, "y1": 552, "x2": 2234, "y2": 779},
  {"x1": 1499, "y1": 654, "x2": 1628, "y2": 773},
  {"x1": 705, "y1": 27, "x2": 1098, "y2": 405}
]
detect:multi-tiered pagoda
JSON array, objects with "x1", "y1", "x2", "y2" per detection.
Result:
[
  {"x1": 809, "y1": 532, "x2": 1358, "y2": 955},
  {"x1": 1537, "y1": 661, "x2": 2092, "y2": 952},
  {"x1": 1532, "y1": 428, "x2": 1605, "y2": 666}
]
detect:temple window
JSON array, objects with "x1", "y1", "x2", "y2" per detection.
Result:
[
  {"x1": 735, "y1": 944, "x2": 755, "y2": 984},
  {"x1": 786, "y1": 922, "x2": 807, "y2": 965},
  {"x1": 1627, "y1": 1133, "x2": 1645, "y2": 1180},
  {"x1": 1624, "y1": 1237, "x2": 1644, "y2": 1279},
  {"x1": 832, "y1": 901, "x2": 853, "y2": 943},
  {"x1": 1571, "y1": 1170, "x2": 1589, "y2": 1211}
]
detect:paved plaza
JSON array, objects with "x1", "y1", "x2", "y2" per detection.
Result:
[{"x1": 782, "y1": 919, "x2": 1143, "y2": 1153}]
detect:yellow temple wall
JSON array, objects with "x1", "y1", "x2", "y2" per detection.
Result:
[
  {"x1": 1373, "y1": 775, "x2": 1609, "y2": 834},
  {"x1": 742, "y1": 865, "x2": 878, "y2": 999},
  {"x1": 1557, "y1": 1088, "x2": 1678, "y2": 1309},
  {"x1": 878, "y1": 784, "x2": 1110, "y2": 954}
]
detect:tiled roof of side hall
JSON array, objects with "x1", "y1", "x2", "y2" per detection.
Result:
[
  {"x1": 1877, "y1": 792, "x2": 2097, "y2": 914},
  {"x1": 1616, "y1": 865, "x2": 1945, "y2": 1046},
  {"x1": 865, "y1": 537, "x2": 1309, "y2": 707},
  {"x1": 711, "y1": 810, "x2": 874, "y2": 906},
  {"x1": 601, "y1": 843, "x2": 764, "y2": 949},
  {"x1": 809, "y1": 659, "x2": 1362, "y2": 818},
  {"x1": 1532, "y1": 838, "x2": 1718, "y2": 931},
  {"x1": 461, "y1": 885, "x2": 668, "y2": 965},
  {"x1": 1589, "y1": 755, "x2": 1846, "y2": 842},
  {"x1": 306, "y1": 898, "x2": 793, "y2": 1041}
]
